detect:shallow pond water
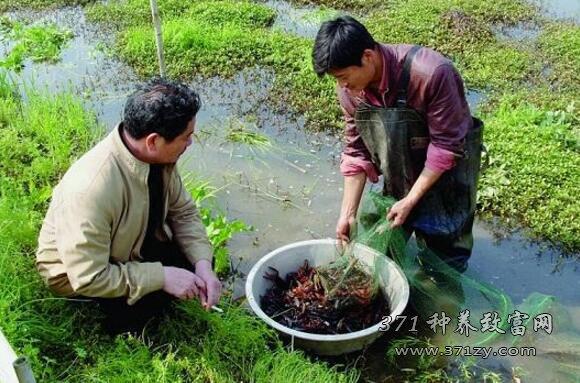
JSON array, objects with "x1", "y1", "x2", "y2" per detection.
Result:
[
  {"x1": 1, "y1": 4, "x2": 578, "y2": 382},
  {"x1": 531, "y1": 0, "x2": 580, "y2": 23}
]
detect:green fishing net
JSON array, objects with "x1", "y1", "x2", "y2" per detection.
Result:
[{"x1": 354, "y1": 190, "x2": 580, "y2": 380}]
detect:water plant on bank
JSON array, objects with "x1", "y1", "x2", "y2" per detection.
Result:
[
  {"x1": 86, "y1": 0, "x2": 276, "y2": 30},
  {"x1": 0, "y1": 72, "x2": 358, "y2": 381},
  {"x1": 184, "y1": 175, "x2": 252, "y2": 277},
  {"x1": 0, "y1": 17, "x2": 73, "y2": 71},
  {"x1": 478, "y1": 93, "x2": 579, "y2": 252}
]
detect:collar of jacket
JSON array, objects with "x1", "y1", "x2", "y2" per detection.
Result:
[{"x1": 110, "y1": 123, "x2": 176, "y2": 182}]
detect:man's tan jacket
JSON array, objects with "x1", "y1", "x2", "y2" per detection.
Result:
[{"x1": 36, "y1": 125, "x2": 213, "y2": 305}]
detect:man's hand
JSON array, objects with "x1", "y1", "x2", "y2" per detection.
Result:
[
  {"x1": 387, "y1": 197, "x2": 417, "y2": 228},
  {"x1": 162, "y1": 266, "x2": 206, "y2": 300},
  {"x1": 336, "y1": 214, "x2": 355, "y2": 246},
  {"x1": 195, "y1": 259, "x2": 222, "y2": 310}
]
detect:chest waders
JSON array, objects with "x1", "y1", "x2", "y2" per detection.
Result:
[{"x1": 354, "y1": 46, "x2": 483, "y2": 241}]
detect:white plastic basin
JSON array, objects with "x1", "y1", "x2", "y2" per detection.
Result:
[{"x1": 245, "y1": 239, "x2": 410, "y2": 355}]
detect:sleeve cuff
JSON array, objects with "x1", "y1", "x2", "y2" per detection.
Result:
[
  {"x1": 127, "y1": 262, "x2": 165, "y2": 305},
  {"x1": 340, "y1": 154, "x2": 379, "y2": 183},
  {"x1": 425, "y1": 143, "x2": 458, "y2": 172}
]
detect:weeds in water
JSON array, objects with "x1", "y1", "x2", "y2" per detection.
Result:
[
  {"x1": 0, "y1": 19, "x2": 73, "y2": 71},
  {"x1": 0, "y1": 0, "x2": 94, "y2": 12},
  {"x1": 386, "y1": 336, "x2": 520, "y2": 382},
  {"x1": 226, "y1": 120, "x2": 272, "y2": 150},
  {"x1": 184, "y1": 174, "x2": 252, "y2": 277}
]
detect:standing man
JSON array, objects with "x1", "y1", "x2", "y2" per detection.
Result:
[
  {"x1": 313, "y1": 16, "x2": 483, "y2": 272},
  {"x1": 36, "y1": 78, "x2": 221, "y2": 332}
]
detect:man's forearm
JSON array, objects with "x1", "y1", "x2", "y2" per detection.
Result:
[
  {"x1": 406, "y1": 167, "x2": 443, "y2": 205},
  {"x1": 340, "y1": 173, "x2": 367, "y2": 219}
]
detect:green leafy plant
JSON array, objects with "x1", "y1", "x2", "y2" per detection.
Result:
[
  {"x1": 0, "y1": 21, "x2": 73, "y2": 71},
  {"x1": 184, "y1": 175, "x2": 252, "y2": 276}
]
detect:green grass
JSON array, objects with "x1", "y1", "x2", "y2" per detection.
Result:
[
  {"x1": 478, "y1": 93, "x2": 579, "y2": 252},
  {"x1": 86, "y1": 0, "x2": 276, "y2": 30},
  {"x1": 537, "y1": 22, "x2": 580, "y2": 91},
  {"x1": 0, "y1": 18, "x2": 74, "y2": 71},
  {"x1": 0, "y1": 0, "x2": 93, "y2": 12}
]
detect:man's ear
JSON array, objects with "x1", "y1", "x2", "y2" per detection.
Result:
[
  {"x1": 144, "y1": 133, "x2": 160, "y2": 153},
  {"x1": 361, "y1": 48, "x2": 375, "y2": 64}
]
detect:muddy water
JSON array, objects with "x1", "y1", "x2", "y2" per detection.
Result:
[{"x1": 1, "y1": 4, "x2": 579, "y2": 382}]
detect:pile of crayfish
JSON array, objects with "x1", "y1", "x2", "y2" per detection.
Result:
[{"x1": 260, "y1": 260, "x2": 389, "y2": 334}]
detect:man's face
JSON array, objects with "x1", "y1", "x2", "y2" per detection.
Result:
[
  {"x1": 155, "y1": 118, "x2": 195, "y2": 164},
  {"x1": 329, "y1": 51, "x2": 376, "y2": 95}
]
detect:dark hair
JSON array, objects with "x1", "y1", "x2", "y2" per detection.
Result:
[
  {"x1": 312, "y1": 16, "x2": 376, "y2": 77},
  {"x1": 123, "y1": 78, "x2": 201, "y2": 141}
]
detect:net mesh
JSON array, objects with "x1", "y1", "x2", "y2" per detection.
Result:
[{"x1": 354, "y1": 190, "x2": 580, "y2": 378}]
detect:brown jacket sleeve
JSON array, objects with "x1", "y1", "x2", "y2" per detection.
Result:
[
  {"x1": 55, "y1": 192, "x2": 165, "y2": 305},
  {"x1": 166, "y1": 170, "x2": 213, "y2": 265}
]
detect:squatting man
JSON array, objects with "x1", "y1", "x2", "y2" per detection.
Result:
[{"x1": 36, "y1": 78, "x2": 221, "y2": 332}]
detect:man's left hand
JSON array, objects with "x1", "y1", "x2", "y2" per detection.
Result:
[
  {"x1": 387, "y1": 197, "x2": 416, "y2": 228},
  {"x1": 195, "y1": 259, "x2": 222, "y2": 310}
]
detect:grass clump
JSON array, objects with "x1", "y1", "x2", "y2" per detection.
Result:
[
  {"x1": 0, "y1": 18, "x2": 73, "y2": 71},
  {"x1": 86, "y1": 0, "x2": 276, "y2": 30},
  {"x1": 478, "y1": 94, "x2": 579, "y2": 252},
  {"x1": 226, "y1": 120, "x2": 272, "y2": 149},
  {"x1": 0, "y1": 0, "x2": 94, "y2": 12},
  {"x1": 118, "y1": 17, "x2": 272, "y2": 78}
]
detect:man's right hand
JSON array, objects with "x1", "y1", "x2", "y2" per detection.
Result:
[
  {"x1": 336, "y1": 173, "x2": 367, "y2": 246},
  {"x1": 336, "y1": 215, "x2": 355, "y2": 246},
  {"x1": 162, "y1": 266, "x2": 206, "y2": 300}
]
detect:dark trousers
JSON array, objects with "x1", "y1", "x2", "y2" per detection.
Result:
[
  {"x1": 404, "y1": 214, "x2": 475, "y2": 274},
  {"x1": 91, "y1": 241, "x2": 194, "y2": 334}
]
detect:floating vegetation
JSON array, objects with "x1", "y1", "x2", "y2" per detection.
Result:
[
  {"x1": 0, "y1": 18, "x2": 73, "y2": 71},
  {"x1": 226, "y1": 121, "x2": 272, "y2": 149}
]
